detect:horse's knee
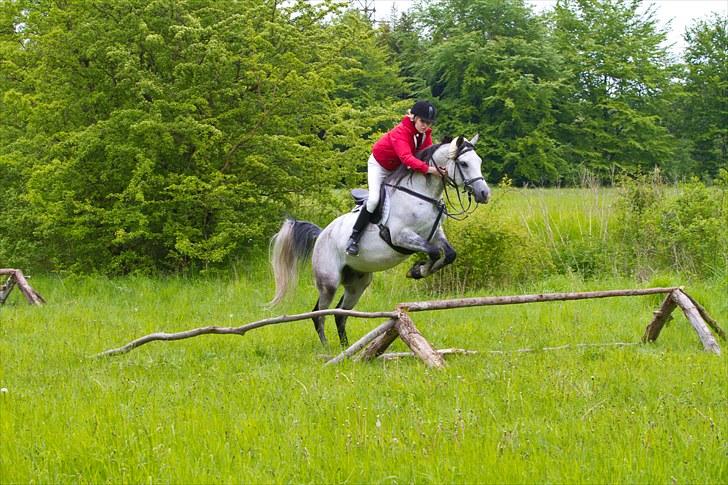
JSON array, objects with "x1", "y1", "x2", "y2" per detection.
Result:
[{"x1": 427, "y1": 247, "x2": 441, "y2": 262}]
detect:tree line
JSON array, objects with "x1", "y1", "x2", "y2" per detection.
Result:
[{"x1": 0, "y1": 0, "x2": 726, "y2": 273}]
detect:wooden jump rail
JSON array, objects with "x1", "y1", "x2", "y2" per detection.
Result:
[
  {"x1": 0, "y1": 269, "x2": 45, "y2": 306},
  {"x1": 96, "y1": 287, "x2": 724, "y2": 366}
]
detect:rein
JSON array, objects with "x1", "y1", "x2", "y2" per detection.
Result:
[
  {"x1": 379, "y1": 144, "x2": 483, "y2": 246},
  {"x1": 382, "y1": 183, "x2": 446, "y2": 242}
]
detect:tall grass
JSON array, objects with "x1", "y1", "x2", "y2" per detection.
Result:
[
  {"x1": 1, "y1": 188, "x2": 727, "y2": 483},
  {"x1": 434, "y1": 181, "x2": 727, "y2": 291}
]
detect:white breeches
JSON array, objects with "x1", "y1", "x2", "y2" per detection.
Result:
[{"x1": 366, "y1": 154, "x2": 392, "y2": 213}]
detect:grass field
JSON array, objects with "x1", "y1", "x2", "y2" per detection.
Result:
[{"x1": 1, "y1": 189, "x2": 727, "y2": 483}]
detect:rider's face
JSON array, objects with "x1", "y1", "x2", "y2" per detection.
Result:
[{"x1": 414, "y1": 117, "x2": 432, "y2": 134}]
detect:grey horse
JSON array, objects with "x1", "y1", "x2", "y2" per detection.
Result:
[{"x1": 269, "y1": 135, "x2": 490, "y2": 348}]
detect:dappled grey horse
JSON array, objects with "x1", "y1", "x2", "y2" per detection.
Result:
[{"x1": 269, "y1": 135, "x2": 490, "y2": 348}]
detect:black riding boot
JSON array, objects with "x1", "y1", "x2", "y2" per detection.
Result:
[{"x1": 346, "y1": 207, "x2": 372, "y2": 256}]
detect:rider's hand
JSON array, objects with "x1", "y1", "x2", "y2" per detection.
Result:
[{"x1": 428, "y1": 166, "x2": 446, "y2": 177}]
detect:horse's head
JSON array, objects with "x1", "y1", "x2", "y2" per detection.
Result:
[{"x1": 446, "y1": 135, "x2": 490, "y2": 203}]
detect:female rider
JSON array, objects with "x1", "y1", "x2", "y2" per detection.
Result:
[{"x1": 346, "y1": 100, "x2": 445, "y2": 256}]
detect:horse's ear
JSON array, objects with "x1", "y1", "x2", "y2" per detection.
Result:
[
  {"x1": 440, "y1": 136, "x2": 453, "y2": 144},
  {"x1": 456, "y1": 135, "x2": 465, "y2": 147},
  {"x1": 470, "y1": 133, "x2": 480, "y2": 145}
]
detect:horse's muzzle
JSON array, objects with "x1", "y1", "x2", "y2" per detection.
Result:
[{"x1": 471, "y1": 180, "x2": 490, "y2": 204}]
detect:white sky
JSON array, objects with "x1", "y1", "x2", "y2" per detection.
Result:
[{"x1": 370, "y1": 0, "x2": 728, "y2": 55}]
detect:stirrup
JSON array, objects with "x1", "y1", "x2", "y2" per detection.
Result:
[{"x1": 346, "y1": 238, "x2": 360, "y2": 256}]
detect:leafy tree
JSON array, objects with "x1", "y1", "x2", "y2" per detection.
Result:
[
  {"x1": 410, "y1": 0, "x2": 568, "y2": 185},
  {"x1": 0, "y1": 0, "x2": 404, "y2": 273},
  {"x1": 678, "y1": 14, "x2": 728, "y2": 179},
  {"x1": 550, "y1": 0, "x2": 678, "y2": 180}
]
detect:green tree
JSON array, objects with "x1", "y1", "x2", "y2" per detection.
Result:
[
  {"x1": 678, "y1": 14, "x2": 728, "y2": 179},
  {"x1": 0, "y1": 0, "x2": 404, "y2": 273},
  {"x1": 411, "y1": 0, "x2": 568, "y2": 185},
  {"x1": 550, "y1": 0, "x2": 678, "y2": 180}
]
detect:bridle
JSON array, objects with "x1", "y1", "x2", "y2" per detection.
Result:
[
  {"x1": 381, "y1": 142, "x2": 485, "y2": 244},
  {"x1": 438, "y1": 143, "x2": 484, "y2": 221}
]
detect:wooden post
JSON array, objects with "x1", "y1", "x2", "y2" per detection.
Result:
[
  {"x1": 683, "y1": 291, "x2": 726, "y2": 341},
  {"x1": 0, "y1": 269, "x2": 45, "y2": 306},
  {"x1": 357, "y1": 325, "x2": 400, "y2": 361},
  {"x1": 0, "y1": 275, "x2": 16, "y2": 305},
  {"x1": 642, "y1": 293, "x2": 677, "y2": 343},
  {"x1": 325, "y1": 318, "x2": 396, "y2": 366},
  {"x1": 394, "y1": 311, "x2": 445, "y2": 368},
  {"x1": 671, "y1": 290, "x2": 721, "y2": 355}
]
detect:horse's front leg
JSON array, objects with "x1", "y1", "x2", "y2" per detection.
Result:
[
  {"x1": 425, "y1": 227, "x2": 456, "y2": 275},
  {"x1": 390, "y1": 228, "x2": 450, "y2": 280}
]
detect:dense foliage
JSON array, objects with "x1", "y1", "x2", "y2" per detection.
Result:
[
  {"x1": 433, "y1": 176, "x2": 728, "y2": 291},
  {"x1": 0, "y1": 0, "x2": 726, "y2": 274}
]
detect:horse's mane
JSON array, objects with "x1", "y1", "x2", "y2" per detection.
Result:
[{"x1": 383, "y1": 142, "x2": 446, "y2": 186}]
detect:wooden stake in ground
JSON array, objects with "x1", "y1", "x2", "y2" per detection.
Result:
[
  {"x1": 671, "y1": 290, "x2": 722, "y2": 355},
  {"x1": 643, "y1": 293, "x2": 677, "y2": 343},
  {"x1": 0, "y1": 269, "x2": 45, "y2": 306},
  {"x1": 394, "y1": 311, "x2": 445, "y2": 368},
  {"x1": 325, "y1": 318, "x2": 397, "y2": 366},
  {"x1": 358, "y1": 325, "x2": 401, "y2": 361}
]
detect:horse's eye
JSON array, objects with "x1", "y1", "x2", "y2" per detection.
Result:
[{"x1": 458, "y1": 161, "x2": 468, "y2": 168}]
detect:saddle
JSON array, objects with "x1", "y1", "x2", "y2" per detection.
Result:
[
  {"x1": 350, "y1": 187, "x2": 385, "y2": 224},
  {"x1": 350, "y1": 187, "x2": 416, "y2": 255}
]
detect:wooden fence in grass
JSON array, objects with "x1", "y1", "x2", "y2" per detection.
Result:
[{"x1": 97, "y1": 286, "x2": 724, "y2": 366}]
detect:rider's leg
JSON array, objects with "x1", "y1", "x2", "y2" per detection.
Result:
[
  {"x1": 365, "y1": 154, "x2": 388, "y2": 214},
  {"x1": 345, "y1": 206, "x2": 372, "y2": 256},
  {"x1": 346, "y1": 155, "x2": 390, "y2": 256}
]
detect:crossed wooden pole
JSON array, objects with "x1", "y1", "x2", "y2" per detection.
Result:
[
  {"x1": 97, "y1": 287, "x2": 724, "y2": 364},
  {"x1": 0, "y1": 269, "x2": 45, "y2": 306}
]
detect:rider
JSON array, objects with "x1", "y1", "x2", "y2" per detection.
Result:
[{"x1": 346, "y1": 100, "x2": 445, "y2": 256}]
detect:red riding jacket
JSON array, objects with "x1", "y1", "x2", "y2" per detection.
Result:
[{"x1": 372, "y1": 116, "x2": 432, "y2": 174}]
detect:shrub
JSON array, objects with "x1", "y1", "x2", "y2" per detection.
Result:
[
  {"x1": 428, "y1": 206, "x2": 554, "y2": 292},
  {"x1": 615, "y1": 176, "x2": 728, "y2": 279}
]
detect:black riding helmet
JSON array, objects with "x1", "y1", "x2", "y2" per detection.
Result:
[{"x1": 411, "y1": 100, "x2": 437, "y2": 123}]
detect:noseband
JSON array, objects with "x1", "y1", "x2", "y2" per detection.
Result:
[{"x1": 437, "y1": 144, "x2": 484, "y2": 220}]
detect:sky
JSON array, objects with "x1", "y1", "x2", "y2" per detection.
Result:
[{"x1": 369, "y1": 0, "x2": 728, "y2": 55}]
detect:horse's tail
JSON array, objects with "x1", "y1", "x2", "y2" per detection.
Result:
[{"x1": 268, "y1": 218, "x2": 322, "y2": 307}]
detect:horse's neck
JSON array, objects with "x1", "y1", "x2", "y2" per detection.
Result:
[
  {"x1": 391, "y1": 150, "x2": 446, "y2": 203},
  {"x1": 398, "y1": 172, "x2": 443, "y2": 201}
]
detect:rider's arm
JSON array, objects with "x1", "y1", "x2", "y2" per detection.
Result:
[{"x1": 390, "y1": 128, "x2": 430, "y2": 174}]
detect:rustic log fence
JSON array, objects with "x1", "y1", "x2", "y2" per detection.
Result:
[
  {"x1": 97, "y1": 286, "x2": 724, "y2": 366},
  {"x1": 0, "y1": 269, "x2": 45, "y2": 306}
]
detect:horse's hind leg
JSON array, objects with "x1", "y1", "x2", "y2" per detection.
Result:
[
  {"x1": 335, "y1": 269, "x2": 373, "y2": 348},
  {"x1": 311, "y1": 298, "x2": 328, "y2": 347},
  {"x1": 312, "y1": 279, "x2": 338, "y2": 348}
]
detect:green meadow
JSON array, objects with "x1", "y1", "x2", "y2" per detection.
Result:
[{"x1": 1, "y1": 188, "x2": 726, "y2": 483}]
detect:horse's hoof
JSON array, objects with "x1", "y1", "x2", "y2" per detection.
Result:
[{"x1": 407, "y1": 265, "x2": 423, "y2": 279}]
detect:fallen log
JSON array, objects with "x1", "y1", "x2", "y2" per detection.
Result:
[{"x1": 378, "y1": 343, "x2": 641, "y2": 361}]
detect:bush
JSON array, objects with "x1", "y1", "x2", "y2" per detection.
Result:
[
  {"x1": 615, "y1": 175, "x2": 728, "y2": 279},
  {"x1": 428, "y1": 206, "x2": 554, "y2": 292}
]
